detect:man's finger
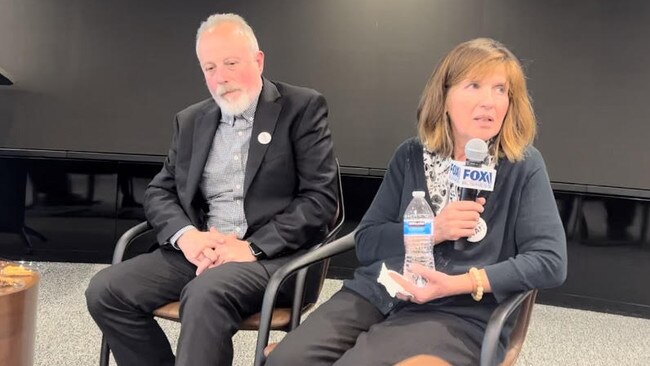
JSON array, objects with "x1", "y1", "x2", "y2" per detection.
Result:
[
  {"x1": 208, "y1": 227, "x2": 224, "y2": 237},
  {"x1": 207, "y1": 227, "x2": 226, "y2": 244},
  {"x1": 202, "y1": 248, "x2": 218, "y2": 262},
  {"x1": 195, "y1": 256, "x2": 211, "y2": 276},
  {"x1": 187, "y1": 256, "x2": 202, "y2": 267}
]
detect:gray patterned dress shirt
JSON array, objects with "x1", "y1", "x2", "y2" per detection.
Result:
[{"x1": 170, "y1": 96, "x2": 259, "y2": 247}]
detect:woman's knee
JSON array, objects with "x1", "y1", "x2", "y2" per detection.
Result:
[{"x1": 264, "y1": 314, "x2": 339, "y2": 366}]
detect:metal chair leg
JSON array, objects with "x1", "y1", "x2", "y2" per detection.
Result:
[
  {"x1": 20, "y1": 227, "x2": 34, "y2": 254},
  {"x1": 99, "y1": 336, "x2": 110, "y2": 366},
  {"x1": 24, "y1": 225, "x2": 47, "y2": 242}
]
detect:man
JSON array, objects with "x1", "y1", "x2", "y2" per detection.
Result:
[{"x1": 85, "y1": 13, "x2": 337, "y2": 366}]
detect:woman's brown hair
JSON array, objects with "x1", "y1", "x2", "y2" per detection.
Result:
[{"x1": 417, "y1": 38, "x2": 536, "y2": 161}]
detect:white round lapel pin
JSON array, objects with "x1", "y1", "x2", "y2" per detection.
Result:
[
  {"x1": 257, "y1": 132, "x2": 272, "y2": 145},
  {"x1": 467, "y1": 217, "x2": 487, "y2": 243}
]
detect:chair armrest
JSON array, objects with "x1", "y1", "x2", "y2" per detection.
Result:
[
  {"x1": 253, "y1": 231, "x2": 356, "y2": 366},
  {"x1": 287, "y1": 216, "x2": 345, "y2": 329},
  {"x1": 112, "y1": 221, "x2": 153, "y2": 264},
  {"x1": 480, "y1": 290, "x2": 534, "y2": 366},
  {"x1": 269, "y1": 231, "x2": 355, "y2": 287}
]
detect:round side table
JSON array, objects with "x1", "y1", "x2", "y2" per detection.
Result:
[{"x1": 0, "y1": 261, "x2": 39, "y2": 366}]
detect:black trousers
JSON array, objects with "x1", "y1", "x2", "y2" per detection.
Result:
[
  {"x1": 85, "y1": 246, "x2": 278, "y2": 366},
  {"x1": 266, "y1": 288, "x2": 485, "y2": 366}
]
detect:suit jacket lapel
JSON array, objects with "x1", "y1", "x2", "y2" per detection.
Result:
[
  {"x1": 186, "y1": 103, "x2": 220, "y2": 203},
  {"x1": 244, "y1": 78, "x2": 281, "y2": 195}
]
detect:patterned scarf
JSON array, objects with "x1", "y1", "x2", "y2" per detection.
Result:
[{"x1": 422, "y1": 141, "x2": 497, "y2": 215}]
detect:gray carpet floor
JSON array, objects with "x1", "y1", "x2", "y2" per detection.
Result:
[{"x1": 28, "y1": 262, "x2": 650, "y2": 365}]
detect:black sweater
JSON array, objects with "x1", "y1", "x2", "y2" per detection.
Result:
[{"x1": 344, "y1": 137, "x2": 567, "y2": 320}]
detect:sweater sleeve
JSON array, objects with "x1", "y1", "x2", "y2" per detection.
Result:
[
  {"x1": 354, "y1": 142, "x2": 409, "y2": 266},
  {"x1": 484, "y1": 153, "x2": 568, "y2": 302}
]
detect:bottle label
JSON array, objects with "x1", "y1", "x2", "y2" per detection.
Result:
[{"x1": 403, "y1": 221, "x2": 433, "y2": 235}]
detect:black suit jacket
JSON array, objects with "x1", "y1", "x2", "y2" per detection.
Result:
[{"x1": 144, "y1": 78, "x2": 337, "y2": 268}]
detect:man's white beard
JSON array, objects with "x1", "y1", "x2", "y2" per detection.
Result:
[{"x1": 212, "y1": 88, "x2": 254, "y2": 116}]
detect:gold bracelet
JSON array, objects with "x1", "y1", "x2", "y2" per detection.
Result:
[{"x1": 469, "y1": 267, "x2": 483, "y2": 301}]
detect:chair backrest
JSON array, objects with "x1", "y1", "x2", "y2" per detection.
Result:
[{"x1": 499, "y1": 289, "x2": 538, "y2": 366}]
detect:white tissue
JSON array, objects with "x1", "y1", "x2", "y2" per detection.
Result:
[{"x1": 377, "y1": 263, "x2": 413, "y2": 298}]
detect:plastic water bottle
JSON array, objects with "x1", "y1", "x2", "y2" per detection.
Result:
[{"x1": 403, "y1": 191, "x2": 435, "y2": 287}]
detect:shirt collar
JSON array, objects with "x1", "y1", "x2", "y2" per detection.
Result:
[{"x1": 220, "y1": 93, "x2": 260, "y2": 126}]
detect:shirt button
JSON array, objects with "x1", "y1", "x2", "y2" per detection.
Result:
[
  {"x1": 235, "y1": 227, "x2": 241, "y2": 232},
  {"x1": 233, "y1": 155, "x2": 239, "y2": 160},
  {"x1": 238, "y1": 131, "x2": 243, "y2": 136},
  {"x1": 388, "y1": 302, "x2": 394, "y2": 308},
  {"x1": 235, "y1": 184, "x2": 241, "y2": 189}
]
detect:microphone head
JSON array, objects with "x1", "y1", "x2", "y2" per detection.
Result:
[{"x1": 465, "y1": 138, "x2": 488, "y2": 163}]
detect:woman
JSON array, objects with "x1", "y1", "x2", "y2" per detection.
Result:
[{"x1": 266, "y1": 38, "x2": 567, "y2": 366}]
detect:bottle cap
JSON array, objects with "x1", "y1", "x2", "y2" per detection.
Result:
[{"x1": 412, "y1": 191, "x2": 425, "y2": 198}]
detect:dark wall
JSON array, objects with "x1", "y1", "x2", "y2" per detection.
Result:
[{"x1": 1, "y1": 0, "x2": 649, "y2": 190}]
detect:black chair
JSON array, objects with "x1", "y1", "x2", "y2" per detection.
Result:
[
  {"x1": 98, "y1": 161, "x2": 344, "y2": 366},
  {"x1": 254, "y1": 231, "x2": 537, "y2": 366}
]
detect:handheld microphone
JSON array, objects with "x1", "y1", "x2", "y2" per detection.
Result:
[
  {"x1": 448, "y1": 138, "x2": 494, "y2": 249},
  {"x1": 459, "y1": 138, "x2": 489, "y2": 201}
]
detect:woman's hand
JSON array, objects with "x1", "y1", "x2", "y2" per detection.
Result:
[
  {"x1": 433, "y1": 197, "x2": 486, "y2": 244},
  {"x1": 389, "y1": 264, "x2": 473, "y2": 304}
]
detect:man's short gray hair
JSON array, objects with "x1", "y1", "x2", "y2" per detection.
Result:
[{"x1": 196, "y1": 13, "x2": 259, "y2": 52}]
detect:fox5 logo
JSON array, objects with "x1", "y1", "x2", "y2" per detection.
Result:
[{"x1": 448, "y1": 162, "x2": 495, "y2": 191}]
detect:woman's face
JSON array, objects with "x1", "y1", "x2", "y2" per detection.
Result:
[{"x1": 445, "y1": 65, "x2": 510, "y2": 154}]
